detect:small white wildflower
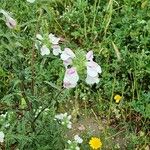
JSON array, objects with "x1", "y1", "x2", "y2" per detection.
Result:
[
  {"x1": 75, "y1": 146, "x2": 80, "y2": 150},
  {"x1": 74, "y1": 135, "x2": 83, "y2": 144},
  {"x1": 63, "y1": 112, "x2": 68, "y2": 118},
  {"x1": 0, "y1": 131, "x2": 4, "y2": 143},
  {"x1": 49, "y1": 33, "x2": 60, "y2": 45},
  {"x1": 67, "y1": 115, "x2": 71, "y2": 120},
  {"x1": 67, "y1": 122, "x2": 72, "y2": 129},
  {"x1": 55, "y1": 113, "x2": 64, "y2": 120},
  {"x1": 40, "y1": 45, "x2": 50, "y2": 56},
  {"x1": 36, "y1": 34, "x2": 43, "y2": 40},
  {"x1": 67, "y1": 140, "x2": 71, "y2": 144},
  {"x1": 52, "y1": 45, "x2": 62, "y2": 56}
]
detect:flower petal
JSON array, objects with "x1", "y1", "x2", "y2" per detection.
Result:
[
  {"x1": 36, "y1": 34, "x2": 43, "y2": 40},
  {"x1": 40, "y1": 45, "x2": 50, "y2": 56},
  {"x1": 64, "y1": 48, "x2": 75, "y2": 58},
  {"x1": 86, "y1": 50, "x2": 93, "y2": 61},
  {"x1": 63, "y1": 67, "x2": 79, "y2": 88},
  {"x1": 63, "y1": 58, "x2": 73, "y2": 68},
  {"x1": 0, "y1": 131, "x2": 4, "y2": 143},
  {"x1": 49, "y1": 33, "x2": 60, "y2": 45},
  {"x1": 5, "y1": 16, "x2": 17, "y2": 29},
  {"x1": 63, "y1": 81, "x2": 77, "y2": 89},
  {"x1": 61, "y1": 48, "x2": 75, "y2": 61},
  {"x1": 86, "y1": 74, "x2": 100, "y2": 84},
  {"x1": 52, "y1": 45, "x2": 62, "y2": 56},
  {"x1": 74, "y1": 135, "x2": 83, "y2": 144},
  {"x1": 86, "y1": 61, "x2": 102, "y2": 77}
]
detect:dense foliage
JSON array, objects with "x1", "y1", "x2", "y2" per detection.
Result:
[{"x1": 0, "y1": 0, "x2": 150, "y2": 149}]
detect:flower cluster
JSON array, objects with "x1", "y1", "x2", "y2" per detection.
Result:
[
  {"x1": 65, "y1": 135, "x2": 83, "y2": 150},
  {"x1": 35, "y1": 33, "x2": 102, "y2": 89},
  {"x1": 54, "y1": 113, "x2": 72, "y2": 129},
  {"x1": 35, "y1": 33, "x2": 61, "y2": 56},
  {"x1": 0, "y1": 9, "x2": 17, "y2": 29}
]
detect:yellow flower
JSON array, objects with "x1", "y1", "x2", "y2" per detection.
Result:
[
  {"x1": 89, "y1": 137, "x2": 102, "y2": 149},
  {"x1": 114, "y1": 94, "x2": 122, "y2": 103}
]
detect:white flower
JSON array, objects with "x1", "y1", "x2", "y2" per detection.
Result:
[
  {"x1": 63, "y1": 58, "x2": 73, "y2": 68},
  {"x1": 85, "y1": 51, "x2": 102, "y2": 85},
  {"x1": 67, "y1": 115, "x2": 71, "y2": 120},
  {"x1": 74, "y1": 135, "x2": 83, "y2": 144},
  {"x1": 63, "y1": 67, "x2": 79, "y2": 89},
  {"x1": 67, "y1": 140, "x2": 71, "y2": 144},
  {"x1": 86, "y1": 61, "x2": 101, "y2": 77},
  {"x1": 0, "y1": 131, "x2": 4, "y2": 143},
  {"x1": 61, "y1": 48, "x2": 75, "y2": 67},
  {"x1": 55, "y1": 113, "x2": 72, "y2": 129},
  {"x1": 61, "y1": 48, "x2": 75, "y2": 61},
  {"x1": 85, "y1": 74, "x2": 100, "y2": 85},
  {"x1": 36, "y1": 34, "x2": 43, "y2": 41},
  {"x1": 55, "y1": 113, "x2": 64, "y2": 120},
  {"x1": 27, "y1": 0, "x2": 35, "y2": 3},
  {"x1": 63, "y1": 112, "x2": 67, "y2": 117},
  {"x1": 67, "y1": 122, "x2": 72, "y2": 129},
  {"x1": 40, "y1": 45, "x2": 50, "y2": 56},
  {"x1": 49, "y1": 33, "x2": 60, "y2": 45},
  {"x1": 0, "y1": 9, "x2": 16, "y2": 29},
  {"x1": 52, "y1": 45, "x2": 62, "y2": 56},
  {"x1": 86, "y1": 50, "x2": 93, "y2": 61},
  {"x1": 75, "y1": 146, "x2": 80, "y2": 150}
]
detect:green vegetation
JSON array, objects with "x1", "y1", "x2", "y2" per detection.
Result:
[{"x1": 0, "y1": 0, "x2": 150, "y2": 149}]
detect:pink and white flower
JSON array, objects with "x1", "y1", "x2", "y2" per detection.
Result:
[
  {"x1": 86, "y1": 61, "x2": 102, "y2": 77},
  {"x1": 63, "y1": 67, "x2": 79, "y2": 89},
  {"x1": 0, "y1": 9, "x2": 17, "y2": 29},
  {"x1": 61, "y1": 48, "x2": 75, "y2": 67},
  {"x1": 85, "y1": 51, "x2": 102, "y2": 85},
  {"x1": 86, "y1": 50, "x2": 93, "y2": 61}
]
